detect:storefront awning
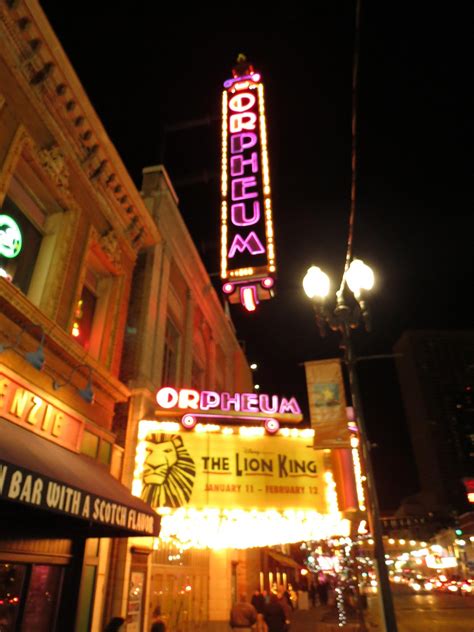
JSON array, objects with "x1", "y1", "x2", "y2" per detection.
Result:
[
  {"x1": 0, "y1": 418, "x2": 160, "y2": 538},
  {"x1": 267, "y1": 549, "x2": 302, "y2": 569}
]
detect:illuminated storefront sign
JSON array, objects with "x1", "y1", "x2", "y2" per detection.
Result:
[
  {"x1": 132, "y1": 420, "x2": 350, "y2": 548},
  {"x1": 0, "y1": 459, "x2": 155, "y2": 535},
  {"x1": 317, "y1": 556, "x2": 341, "y2": 572},
  {"x1": 0, "y1": 367, "x2": 84, "y2": 451},
  {"x1": 0, "y1": 214, "x2": 22, "y2": 259},
  {"x1": 155, "y1": 386, "x2": 303, "y2": 430},
  {"x1": 425, "y1": 555, "x2": 457, "y2": 569},
  {"x1": 463, "y1": 478, "x2": 474, "y2": 504},
  {"x1": 220, "y1": 56, "x2": 276, "y2": 312}
]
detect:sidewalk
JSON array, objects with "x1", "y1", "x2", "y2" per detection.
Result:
[
  {"x1": 289, "y1": 606, "x2": 328, "y2": 631},
  {"x1": 290, "y1": 603, "x2": 377, "y2": 632}
]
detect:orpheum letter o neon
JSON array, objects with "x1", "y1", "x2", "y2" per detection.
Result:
[
  {"x1": 156, "y1": 387, "x2": 179, "y2": 408},
  {"x1": 228, "y1": 92, "x2": 256, "y2": 112}
]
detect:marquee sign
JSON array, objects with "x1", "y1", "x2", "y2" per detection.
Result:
[
  {"x1": 463, "y1": 478, "x2": 474, "y2": 504},
  {"x1": 155, "y1": 386, "x2": 303, "y2": 432},
  {"x1": 425, "y1": 555, "x2": 457, "y2": 570},
  {"x1": 220, "y1": 56, "x2": 276, "y2": 312},
  {"x1": 133, "y1": 420, "x2": 350, "y2": 548}
]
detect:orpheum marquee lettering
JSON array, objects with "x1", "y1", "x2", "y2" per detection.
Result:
[
  {"x1": 220, "y1": 56, "x2": 276, "y2": 312},
  {"x1": 155, "y1": 386, "x2": 302, "y2": 433},
  {"x1": 157, "y1": 387, "x2": 301, "y2": 415}
]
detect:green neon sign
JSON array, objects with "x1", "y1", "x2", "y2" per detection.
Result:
[{"x1": 0, "y1": 214, "x2": 22, "y2": 259}]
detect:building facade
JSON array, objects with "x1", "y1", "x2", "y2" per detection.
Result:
[
  {"x1": 0, "y1": 1, "x2": 160, "y2": 630},
  {"x1": 106, "y1": 164, "x2": 255, "y2": 632},
  {"x1": 394, "y1": 330, "x2": 474, "y2": 515}
]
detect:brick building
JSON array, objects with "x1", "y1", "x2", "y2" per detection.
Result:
[
  {"x1": 1, "y1": 0, "x2": 162, "y2": 629},
  {"x1": 106, "y1": 164, "x2": 254, "y2": 631},
  {"x1": 394, "y1": 330, "x2": 474, "y2": 515}
]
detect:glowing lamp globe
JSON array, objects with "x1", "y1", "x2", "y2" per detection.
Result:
[
  {"x1": 303, "y1": 266, "x2": 330, "y2": 300},
  {"x1": 345, "y1": 259, "x2": 374, "y2": 298}
]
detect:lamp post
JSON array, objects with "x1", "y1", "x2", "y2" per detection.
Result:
[{"x1": 303, "y1": 259, "x2": 399, "y2": 632}]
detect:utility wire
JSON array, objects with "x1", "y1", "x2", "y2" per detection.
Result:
[{"x1": 338, "y1": 0, "x2": 362, "y2": 298}]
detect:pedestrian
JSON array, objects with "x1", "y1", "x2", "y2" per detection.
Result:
[
  {"x1": 263, "y1": 593, "x2": 287, "y2": 632},
  {"x1": 276, "y1": 587, "x2": 291, "y2": 631},
  {"x1": 316, "y1": 578, "x2": 329, "y2": 606},
  {"x1": 251, "y1": 590, "x2": 267, "y2": 632},
  {"x1": 287, "y1": 584, "x2": 297, "y2": 610},
  {"x1": 308, "y1": 582, "x2": 316, "y2": 608},
  {"x1": 104, "y1": 617, "x2": 125, "y2": 632},
  {"x1": 150, "y1": 605, "x2": 166, "y2": 632},
  {"x1": 230, "y1": 593, "x2": 258, "y2": 631}
]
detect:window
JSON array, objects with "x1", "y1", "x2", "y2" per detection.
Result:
[
  {"x1": 0, "y1": 562, "x2": 63, "y2": 632},
  {"x1": 162, "y1": 318, "x2": 180, "y2": 386},
  {"x1": 1, "y1": 148, "x2": 69, "y2": 310},
  {"x1": 98, "y1": 439, "x2": 112, "y2": 465},
  {"x1": 0, "y1": 195, "x2": 43, "y2": 293},
  {"x1": 73, "y1": 248, "x2": 118, "y2": 363},
  {"x1": 21, "y1": 565, "x2": 63, "y2": 632},
  {"x1": 80, "y1": 431, "x2": 112, "y2": 466},
  {"x1": 73, "y1": 267, "x2": 101, "y2": 348},
  {"x1": 71, "y1": 285, "x2": 97, "y2": 350},
  {"x1": 80, "y1": 430, "x2": 99, "y2": 459}
]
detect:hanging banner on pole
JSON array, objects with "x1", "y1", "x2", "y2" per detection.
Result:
[{"x1": 304, "y1": 359, "x2": 351, "y2": 449}]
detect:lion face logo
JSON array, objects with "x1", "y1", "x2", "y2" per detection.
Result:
[{"x1": 141, "y1": 433, "x2": 196, "y2": 509}]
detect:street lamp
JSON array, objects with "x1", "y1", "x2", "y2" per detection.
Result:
[{"x1": 303, "y1": 259, "x2": 399, "y2": 632}]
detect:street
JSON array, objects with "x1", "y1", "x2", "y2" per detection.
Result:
[
  {"x1": 365, "y1": 587, "x2": 474, "y2": 632},
  {"x1": 290, "y1": 588, "x2": 474, "y2": 632}
]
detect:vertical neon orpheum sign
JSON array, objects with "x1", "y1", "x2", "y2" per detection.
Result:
[{"x1": 220, "y1": 58, "x2": 276, "y2": 312}]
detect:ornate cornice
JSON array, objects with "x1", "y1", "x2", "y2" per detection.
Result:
[
  {"x1": 0, "y1": 0, "x2": 160, "y2": 253},
  {"x1": 98, "y1": 229, "x2": 123, "y2": 273},
  {"x1": 36, "y1": 143, "x2": 70, "y2": 191},
  {"x1": 0, "y1": 124, "x2": 30, "y2": 202}
]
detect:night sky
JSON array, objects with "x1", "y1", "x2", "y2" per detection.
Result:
[{"x1": 39, "y1": 2, "x2": 472, "y2": 510}]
